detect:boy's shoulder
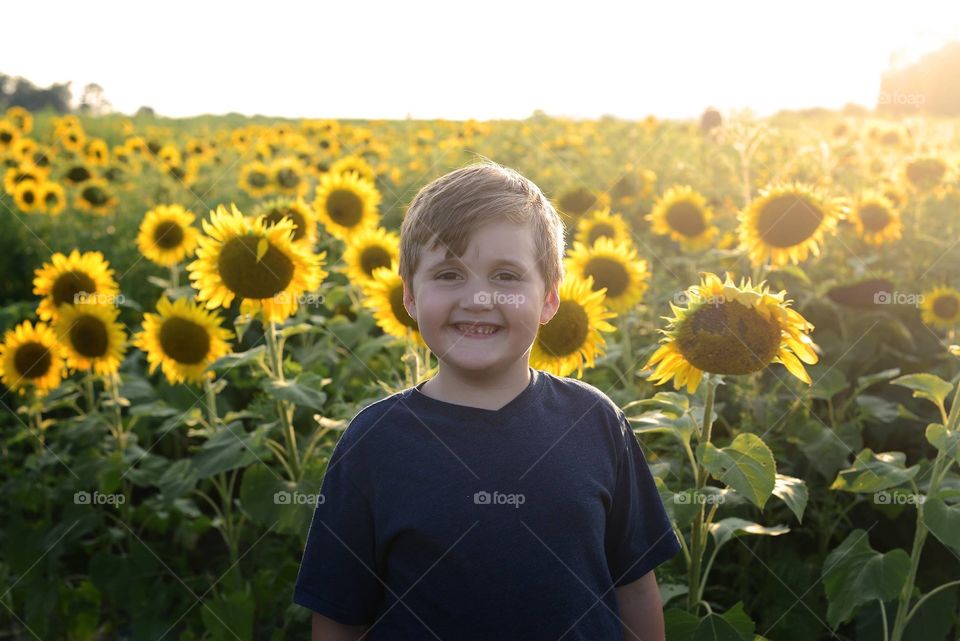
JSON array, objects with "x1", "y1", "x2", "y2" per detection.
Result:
[{"x1": 538, "y1": 370, "x2": 626, "y2": 423}]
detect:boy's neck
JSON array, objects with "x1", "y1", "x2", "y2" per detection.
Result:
[{"x1": 419, "y1": 362, "x2": 532, "y2": 412}]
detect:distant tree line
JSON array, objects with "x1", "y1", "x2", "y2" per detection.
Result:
[
  {"x1": 1, "y1": 73, "x2": 119, "y2": 115},
  {"x1": 878, "y1": 41, "x2": 960, "y2": 115}
]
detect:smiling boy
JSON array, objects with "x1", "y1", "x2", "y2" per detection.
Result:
[{"x1": 294, "y1": 160, "x2": 680, "y2": 640}]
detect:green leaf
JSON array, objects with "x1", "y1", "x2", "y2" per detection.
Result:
[
  {"x1": 697, "y1": 434, "x2": 777, "y2": 509},
  {"x1": 830, "y1": 449, "x2": 919, "y2": 493},
  {"x1": 278, "y1": 322, "x2": 322, "y2": 339},
  {"x1": 155, "y1": 459, "x2": 198, "y2": 502},
  {"x1": 925, "y1": 423, "x2": 960, "y2": 465},
  {"x1": 708, "y1": 517, "x2": 789, "y2": 549},
  {"x1": 664, "y1": 608, "x2": 700, "y2": 641},
  {"x1": 820, "y1": 529, "x2": 910, "y2": 629},
  {"x1": 659, "y1": 583, "x2": 688, "y2": 607},
  {"x1": 623, "y1": 391, "x2": 690, "y2": 413},
  {"x1": 262, "y1": 373, "x2": 331, "y2": 411},
  {"x1": 892, "y1": 373, "x2": 954, "y2": 410},
  {"x1": 190, "y1": 422, "x2": 272, "y2": 480},
  {"x1": 853, "y1": 368, "x2": 901, "y2": 396},
  {"x1": 692, "y1": 615, "x2": 744, "y2": 641},
  {"x1": 856, "y1": 395, "x2": 900, "y2": 423},
  {"x1": 800, "y1": 419, "x2": 863, "y2": 481},
  {"x1": 208, "y1": 345, "x2": 267, "y2": 372},
  {"x1": 772, "y1": 474, "x2": 808, "y2": 523},
  {"x1": 922, "y1": 498, "x2": 960, "y2": 551},
  {"x1": 201, "y1": 588, "x2": 254, "y2": 641},
  {"x1": 630, "y1": 411, "x2": 696, "y2": 445},
  {"x1": 809, "y1": 368, "x2": 847, "y2": 400}
]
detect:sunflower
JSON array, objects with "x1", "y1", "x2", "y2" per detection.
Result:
[
  {"x1": 12, "y1": 181, "x2": 40, "y2": 213},
  {"x1": 920, "y1": 287, "x2": 960, "y2": 329},
  {"x1": 61, "y1": 161, "x2": 94, "y2": 186},
  {"x1": 647, "y1": 186, "x2": 719, "y2": 251},
  {"x1": 555, "y1": 186, "x2": 610, "y2": 221},
  {"x1": 313, "y1": 170, "x2": 382, "y2": 241},
  {"x1": 361, "y1": 263, "x2": 424, "y2": 346},
  {"x1": 330, "y1": 156, "x2": 377, "y2": 183},
  {"x1": 904, "y1": 156, "x2": 948, "y2": 192},
  {"x1": 738, "y1": 183, "x2": 845, "y2": 267},
  {"x1": 850, "y1": 192, "x2": 902, "y2": 246},
  {"x1": 133, "y1": 296, "x2": 234, "y2": 385},
  {"x1": 530, "y1": 273, "x2": 616, "y2": 378},
  {"x1": 53, "y1": 302, "x2": 127, "y2": 375},
  {"x1": 0, "y1": 119, "x2": 21, "y2": 155},
  {"x1": 4, "y1": 165, "x2": 49, "y2": 195},
  {"x1": 36, "y1": 181, "x2": 67, "y2": 215},
  {"x1": 342, "y1": 227, "x2": 400, "y2": 286},
  {"x1": 85, "y1": 139, "x2": 110, "y2": 166},
  {"x1": 74, "y1": 178, "x2": 118, "y2": 216},
  {"x1": 610, "y1": 166, "x2": 657, "y2": 204},
  {"x1": 238, "y1": 160, "x2": 273, "y2": 198},
  {"x1": 56, "y1": 123, "x2": 86, "y2": 154},
  {"x1": 137, "y1": 204, "x2": 201, "y2": 267},
  {"x1": 0, "y1": 320, "x2": 66, "y2": 398},
  {"x1": 563, "y1": 238, "x2": 648, "y2": 314},
  {"x1": 187, "y1": 204, "x2": 327, "y2": 323},
  {"x1": 5, "y1": 106, "x2": 33, "y2": 134},
  {"x1": 269, "y1": 157, "x2": 310, "y2": 197},
  {"x1": 574, "y1": 207, "x2": 633, "y2": 247},
  {"x1": 644, "y1": 272, "x2": 819, "y2": 393},
  {"x1": 252, "y1": 197, "x2": 319, "y2": 247},
  {"x1": 33, "y1": 250, "x2": 120, "y2": 322}
]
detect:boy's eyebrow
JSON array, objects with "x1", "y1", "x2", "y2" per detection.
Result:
[{"x1": 426, "y1": 257, "x2": 530, "y2": 271}]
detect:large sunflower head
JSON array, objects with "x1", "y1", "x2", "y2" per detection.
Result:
[
  {"x1": 342, "y1": 226, "x2": 400, "y2": 287},
  {"x1": 738, "y1": 182, "x2": 845, "y2": 267},
  {"x1": 920, "y1": 286, "x2": 960, "y2": 329},
  {"x1": 647, "y1": 185, "x2": 719, "y2": 251},
  {"x1": 643, "y1": 272, "x2": 819, "y2": 393},
  {"x1": 33, "y1": 250, "x2": 120, "y2": 322},
  {"x1": 563, "y1": 238, "x2": 648, "y2": 313},
  {"x1": 137, "y1": 204, "x2": 201, "y2": 267},
  {"x1": 187, "y1": 204, "x2": 328, "y2": 324},
  {"x1": 850, "y1": 192, "x2": 902, "y2": 247},
  {"x1": 269, "y1": 157, "x2": 310, "y2": 198},
  {"x1": 361, "y1": 262, "x2": 424, "y2": 346},
  {"x1": 313, "y1": 170, "x2": 382, "y2": 241},
  {"x1": 0, "y1": 320, "x2": 66, "y2": 398},
  {"x1": 330, "y1": 155, "x2": 377, "y2": 183},
  {"x1": 252, "y1": 197, "x2": 319, "y2": 247},
  {"x1": 530, "y1": 273, "x2": 617, "y2": 378},
  {"x1": 555, "y1": 186, "x2": 610, "y2": 221},
  {"x1": 53, "y1": 302, "x2": 127, "y2": 375},
  {"x1": 133, "y1": 296, "x2": 234, "y2": 385},
  {"x1": 904, "y1": 156, "x2": 949, "y2": 192},
  {"x1": 573, "y1": 206, "x2": 633, "y2": 247}
]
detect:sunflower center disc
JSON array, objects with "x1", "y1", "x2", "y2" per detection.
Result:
[
  {"x1": 389, "y1": 285, "x2": 419, "y2": 330},
  {"x1": 248, "y1": 171, "x2": 268, "y2": 188},
  {"x1": 159, "y1": 317, "x2": 211, "y2": 365},
  {"x1": 587, "y1": 224, "x2": 616, "y2": 244},
  {"x1": 70, "y1": 314, "x2": 109, "y2": 357},
  {"x1": 559, "y1": 189, "x2": 596, "y2": 217},
  {"x1": 583, "y1": 257, "x2": 630, "y2": 298},
  {"x1": 217, "y1": 236, "x2": 295, "y2": 299},
  {"x1": 83, "y1": 186, "x2": 108, "y2": 206},
  {"x1": 676, "y1": 301, "x2": 781, "y2": 375},
  {"x1": 906, "y1": 159, "x2": 946, "y2": 188},
  {"x1": 858, "y1": 204, "x2": 890, "y2": 232},
  {"x1": 276, "y1": 168, "x2": 300, "y2": 189},
  {"x1": 327, "y1": 189, "x2": 364, "y2": 227},
  {"x1": 14, "y1": 341, "x2": 52, "y2": 379},
  {"x1": 361, "y1": 246, "x2": 392, "y2": 277},
  {"x1": 154, "y1": 221, "x2": 185, "y2": 249},
  {"x1": 265, "y1": 209, "x2": 306, "y2": 240},
  {"x1": 755, "y1": 194, "x2": 824, "y2": 248},
  {"x1": 538, "y1": 300, "x2": 589, "y2": 357},
  {"x1": 666, "y1": 202, "x2": 707, "y2": 236},
  {"x1": 52, "y1": 271, "x2": 98, "y2": 306},
  {"x1": 933, "y1": 295, "x2": 959, "y2": 319}
]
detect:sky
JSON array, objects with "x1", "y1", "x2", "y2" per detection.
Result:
[{"x1": 4, "y1": 0, "x2": 960, "y2": 121}]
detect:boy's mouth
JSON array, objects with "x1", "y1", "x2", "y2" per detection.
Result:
[{"x1": 451, "y1": 322, "x2": 502, "y2": 337}]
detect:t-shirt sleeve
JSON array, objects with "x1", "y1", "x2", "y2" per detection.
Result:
[
  {"x1": 604, "y1": 411, "x2": 681, "y2": 587},
  {"x1": 293, "y1": 432, "x2": 381, "y2": 625}
]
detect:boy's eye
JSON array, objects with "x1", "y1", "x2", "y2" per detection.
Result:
[
  {"x1": 435, "y1": 271, "x2": 459, "y2": 280},
  {"x1": 496, "y1": 272, "x2": 520, "y2": 281}
]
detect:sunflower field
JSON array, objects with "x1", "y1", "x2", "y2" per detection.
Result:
[{"x1": 1, "y1": 105, "x2": 960, "y2": 641}]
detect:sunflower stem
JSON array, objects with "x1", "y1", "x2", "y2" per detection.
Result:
[
  {"x1": 83, "y1": 375, "x2": 97, "y2": 415},
  {"x1": 266, "y1": 320, "x2": 302, "y2": 482},
  {"x1": 687, "y1": 376, "x2": 718, "y2": 614},
  {"x1": 203, "y1": 376, "x2": 220, "y2": 428},
  {"x1": 169, "y1": 262, "x2": 180, "y2": 290}
]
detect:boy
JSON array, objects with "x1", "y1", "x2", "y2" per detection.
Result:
[{"x1": 294, "y1": 161, "x2": 680, "y2": 640}]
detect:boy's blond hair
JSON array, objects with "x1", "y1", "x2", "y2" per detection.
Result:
[{"x1": 399, "y1": 160, "x2": 565, "y2": 294}]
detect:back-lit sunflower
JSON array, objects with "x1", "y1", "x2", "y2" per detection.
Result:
[
  {"x1": 12, "y1": 181, "x2": 40, "y2": 213},
  {"x1": 330, "y1": 155, "x2": 377, "y2": 183},
  {"x1": 133, "y1": 296, "x2": 234, "y2": 385},
  {"x1": 54, "y1": 302, "x2": 127, "y2": 375},
  {"x1": 610, "y1": 165, "x2": 657, "y2": 205},
  {"x1": 36, "y1": 181, "x2": 66, "y2": 215},
  {"x1": 920, "y1": 286, "x2": 960, "y2": 329},
  {"x1": 647, "y1": 186, "x2": 719, "y2": 251},
  {"x1": 269, "y1": 157, "x2": 310, "y2": 198},
  {"x1": 343, "y1": 227, "x2": 400, "y2": 286},
  {"x1": 850, "y1": 192, "x2": 902, "y2": 246},
  {"x1": 33, "y1": 250, "x2": 120, "y2": 322},
  {"x1": 0, "y1": 120, "x2": 21, "y2": 155},
  {"x1": 238, "y1": 160, "x2": 272, "y2": 198},
  {"x1": 0, "y1": 320, "x2": 66, "y2": 398},
  {"x1": 555, "y1": 186, "x2": 610, "y2": 221},
  {"x1": 4, "y1": 165, "x2": 48, "y2": 195},
  {"x1": 61, "y1": 161, "x2": 94, "y2": 186},
  {"x1": 187, "y1": 204, "x2": 327, "y2": 323},
  {"x1": 74, "y1": 178, "x2": 118, "y2": 216},
  {"x1": 574, "y1": 207, "x2": 632, "y2": 247},
  {"x1": 313, "y1": 170, "x2": 382, "y2": 241},
  {"x1": 252, "y1": 197, "x2": 319, "y2": 247},
  {"x1": 361, "y1": 263, "x2": 424, "y2": 346},
  {"x1": 85, "y1": 139, "x2": 110, "y2": 166},
  {"x1": 738, "y1": 183, "x2": 844, "y2": 267},
  {"x1": 563, "y1": 238, "x2": 648, "y2": 313},
  {"x1": 644, "y1": 272, "x2": 818, "y2": 393},
  {"x1": 530, "y1": 273, "x2": 616, "y2": 378},
  {"x1": 137, "y1": 204, "x2": 200, "y2": 267},
  {"x1": 904, "y1": 156, "x2": 948, "y2": 192},
  {"x1": 5, "y1": 106, "x2": 33, "y2": 134}
]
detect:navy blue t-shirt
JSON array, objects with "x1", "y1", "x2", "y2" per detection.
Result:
[{"x1": 293, "y1": 366, "x2": 680, "y2": 640}]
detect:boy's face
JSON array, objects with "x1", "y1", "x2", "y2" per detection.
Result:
[{"x1": 402, "y1": 220, "x2": 560, "y2": 379}]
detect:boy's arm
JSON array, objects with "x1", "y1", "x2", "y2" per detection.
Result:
[
  {"x1": 312, "y1": 612, "x2": 371, "y2": 641},
  {"x1": 614, "y1": 570, "x2": 665, "y2": 641}
]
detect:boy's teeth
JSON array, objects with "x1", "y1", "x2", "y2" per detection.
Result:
[{"x1": 455, "y1": 324, "x2": 499, "y2": 334}]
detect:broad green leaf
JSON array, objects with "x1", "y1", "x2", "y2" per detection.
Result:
[
  {"x1": 630, "y1": 411, "x2": 696, "y2": 444},
  {"x1": 856, "y1": 395, "x2": 899, "y2": 423},
  {"x1": 709, "y1": 517, "x2": 789, "y2": 549},
  {"x1": 697, "y1": 434, "x2": 777, "y2": 509},
  {"x1": 623, "y1": 391, "x2": 690, "y2": 413},
  {"x1": 830, "y1": 449, "x2": 919, "y2": 493},
  {"x1": 208, "y1": 345, "x2": 267, "y2": 372},
  {"x1": 820, "y1": 529, "x2": 910, "y2": 629},
  {"x1": 262, "y1": 373, "x2": 331, "y2": 411},
  {"x1": 659, "y1": 583, "x2": 688, "y2": 607},
  {"x1": 892, "y1": 373, "x2": 954, "y2": 410},
  {"x1": 854, "y1": 368, "x2": 901, "y2": 395},
  {"x1": 922, "y1": 498, "x2": 960, "y2": 551},
  {"x1": 809, "y1": 369, "x2": 847, "y2": 400},
  {"x1": 692, "y1": 615, "x2": 744, "y2": 641},
  {"x1": 155, "y1": 458, "x2": 198, "y2": 502},
  {"x1": 201, "y1": 588, "x2": 254, "y2": 641},
  {"x1": 664, "y1": 608, "x2": 700, "y2": 641},
  {"x1": 925, "y1": 423, "x2": 960, "y2": 465},
  {"x1": 279, "y1": 322, "x2": 322, "y2": 339},
  {"x1": 190, "y1": 422, "x2": 272, "y2": 479},
  {"x1": 800, "y1": 419, "x2": 862, "y2": 481},
  {"x1": 772, "y1": 474, "x2": 808, "y2": 523}
]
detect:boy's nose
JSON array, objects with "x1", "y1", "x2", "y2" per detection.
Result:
[{"x1": 460, "y1": 283, "x2": 494, "y2": 309}]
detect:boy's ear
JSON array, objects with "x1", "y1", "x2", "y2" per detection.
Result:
[
  {"x1": 539, "y1": 279, "x2": 561, "y2": 325},
  {"x1": 402, "y1": 278, "x2": 416, "y2": 319}
]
